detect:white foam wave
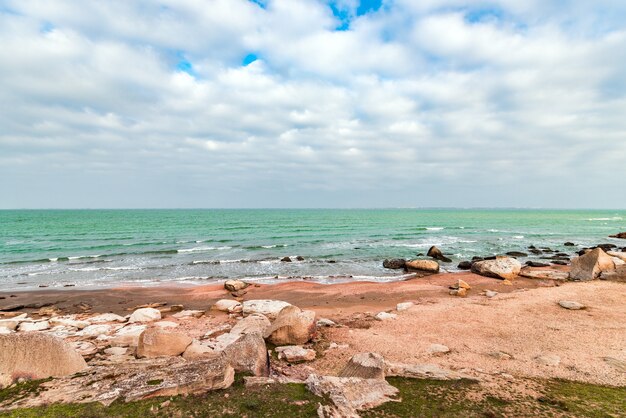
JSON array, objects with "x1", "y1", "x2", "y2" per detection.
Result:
[
  {"x1": 178, "y1": 246, "x2": 231, "y2": 253},
  {"x1": 261, "y1": 244, "x2": 288, "y2": 248},
  {"x1": 426, "y1": 227, "x2": 444, "y2": 231},
  {"x1": 587, "y1": 217, "x2": 622, "y2": 221},
  {"x1": 513, "y1": 235, "x2": 524, "y2": 239}
]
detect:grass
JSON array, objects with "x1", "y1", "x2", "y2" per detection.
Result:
[{"x1": 1, "y1": 375, "x2": 624, "y2": 417}]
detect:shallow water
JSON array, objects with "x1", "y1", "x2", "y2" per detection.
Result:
[{"x1": 1, "y1": 209, "x2": 624, "y2": 290}]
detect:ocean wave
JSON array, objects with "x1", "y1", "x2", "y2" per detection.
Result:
[
  {"x1": 178, "y1": 246, "x2": 232, "y2": 253},
  {"x1": 425, "y1": 227, "x2": 444, "y2": 231},
  {"x1": 69, "y1": 266, "x2": 141, "y2": 272},
  {"x1": 587, "y1": 217, "x2": 622, "y2": 221}
]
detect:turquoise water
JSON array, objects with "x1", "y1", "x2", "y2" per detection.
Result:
[{"x1": 1, "y1": 209, "x2": 625, "y2": 290}]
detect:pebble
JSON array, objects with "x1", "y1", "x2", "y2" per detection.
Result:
[
  {"x1": 558, "y1": 300, "x2": 586, "y2": 310},
  {"x1": 485, "y1": 290, "x2": 498, "y2": 298},
  {"x1": 374, "y1": 312, "x2": 397, "y2": 321},
  {"x1": 427, "y1": 344, "x2": 450, "y2": 355},
  {"x1": 316, "y1": 318, "x2": 337, "y2": 327},
  {"x1": 396, "y1": 302, "x2": 414, "y2": 311}
]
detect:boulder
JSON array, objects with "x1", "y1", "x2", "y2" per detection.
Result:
[
  {"x1": 281, "y1": 256, "x2": 292, "y2": 262},
  {"x1": 609, "y1": 232, "x2": 626, "y2": 239},
  {"x1": 405, "y1": 259, "x2": 439, "y2": 273},
  {"x1": 306, "y1": 374, "x2": 399, "y2": 413},
  {"x1": 316, "y1": 318, "x2": 337, "y2": 327},
  {"x1": 222, "y1": 332, "x2": 269, "y2": 376},
  {"x1": 182, "y1": 340, "x2": 218, "y2": 360},
  {"x1": 70, "y1": 341, "x2": 98, "y2": 358},
  {"x1": 569, "y1": 248, "x2": 615, "y2": 281},
  {"x1": 136, "y1": 328, "x2": 192, "y2": 358},
  {"x1": 0, "y1": 333, "x2": 87, "y2": 388},
  {"x1": 382, "y1": 258, "x2": 406, "y2": 269},
  {"x1": 471, "y1": 257, "x2": 522, "y2": 280},
  {"x1": 78, "y1": 324, "x2": 113, "y2": 337},
  {"x1": 231, "y1": 314, "x2": 271, "y2": 336},
  {"x1": 505, "y1": 251, "x2": 528, "y2": 257},
  {"x1": 212, "y1": 299, "x2": 243, "y2": 313},
  {"x1": 0, "y1": 314, "x2": 27, "y2": 331},
  {"x1": 129, "y1": 307, "x2": 161, "y2": 323},
  {"x1": 339, "y1": 352, "x2": 385, "y2": 379},
  {"x1": 276, "y1": 345, "x2": 316, "y2": 362},
  {"x1": 111, "y1": 325, "x2": 147, "y2": 347},
  {"x1": 264, "y1": 305, "x2": 316, "y2": 346},
  {"x1": 564, "y1": 242, "x2": 576, "y2": 246},
  {"x1": 427, "y1": 246, "x2": 452, "y2": 263},
  {"x1": 457, "y1": 261, "x2": 472, "y2": 270},
  {"x1": 18, "y1": 321, "x2": 50, "y2": 332},
  {"x1": 243, "y1": 300, "x2": 292, "y2": 320},
  {"x1": 224, "y1": 279, "x2": 249, "y2": 292}
]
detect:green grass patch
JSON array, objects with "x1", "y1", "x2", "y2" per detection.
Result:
[
  {"x1": 0, "y1": 379, "x2": 51, "y2": 406},
  {"x1": 542, "y1": 379, "x2": 626, "y2": 418}
]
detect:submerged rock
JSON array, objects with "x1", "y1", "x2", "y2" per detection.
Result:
[
  {"x1": 609, "y1": 232, "x2": 626, "y2": 239},
  {"x1": 457, "y1": 261, "x2": 472, "y2": 270},
  {"x1": 405, "y1": 259, "x2": 439, "y2": 273},
  {"x1": 382, "y1": 258, "x2": 406, "y2": 269},
  {"x1": 427, "y1": 246, "x2": 452, "y2": 263},
  {"x1": 0, "y1": 333, "x2": 88, "y2": 388}
]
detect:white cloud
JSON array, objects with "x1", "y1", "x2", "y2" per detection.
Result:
[{"x1": 1, "y1": 0, "x2": 625, "y2": 208}]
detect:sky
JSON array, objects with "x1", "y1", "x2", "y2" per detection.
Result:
[{"x1": 1, "y1": 0, "x2": 625, "y2": 209}]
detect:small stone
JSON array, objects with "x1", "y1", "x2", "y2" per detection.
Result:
[
  {"x1": 396, "y1": 302, "x2": 414, "y2": 311},
  {"x1": 78, "y1": 324, "x2": 113, "y2": 337},
  {"x1": 558, "y1": 301, "x2": 586, "y2": 310},
  {"x1": 316, "y1": 318, "x2": 337, "y2": 327},
  {"x1": 427, "y1": 344, "x2": 450, "y2": 355},
  {"x1": 457, "y1": 279, "x2": 471, "y2": 290},
  {"x1": 449, "y1": 288, "x2": 467, "y2": 297},
  {"x1": 374, "y1": 312, "x2": 397, "y2": 321},
  {"x1": 276, "y1": 345, "x2": 316, "y2": 362},
  {"x1": 172, "y1": 310, "x2": 204, "y2": 319},
  {"x1": 339, "y1": 352, "x2": 386, "y2": 379},
  {"x1": 536, "y1": 354, "x2": 560, "y2": 366},
  {"x1": 70, "y1": 341, "x2": 98, "y2": 358},
  {"x1": 489, "y1": 351, "x2": 513, "y2": 360},
  {"x1": 485, "y1": 290, "x2": 498, "y2": 298},
  {"x1": 501, "y1": 280, "x2": 513, "y2": 286}
]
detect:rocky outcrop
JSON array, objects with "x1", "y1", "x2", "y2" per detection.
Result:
[
  {"x1": 427, "y1": 246, "x2": 452, "y2": 263},
  {"x1": 339, "y1": 352, "x2": 385, "y2": 379},
  {"x1": 609, "y1": 232, "x2": 626, "y2": 239},
  {"x1": 110, "y1": 325, "x2": 146, "y2": 347},
  {"x1": 242, "y1": 300, "x2": 292, "y2": 320},
  {"x1": 264, "y1": 305, "x2": 316, "y2": 346},
  {"x1": 384, "y1": 361, "x2": 471, "y2": 380},
  {"x1": 129, "y1": 307, "x2": 161, "y2": 323},
  {"x1": 457, "y1": 261, "x2": 472, "y2": 270},
  {"x1": 306, "y1": 374, "x2": 399, "y2": 414},
  {"x1": 569, "y1": 248, "x2": 615, "y2": 281},
  {"x1": 136, "y1": 328, "x2": 192, "y2": 358},
  {"x1": 405, "y1": 259, "x2": 439, "y2": 273},
  {"x1": 471, "y1": 257, "x2": 521, "y2": 280},
  {"x1": 0, "y1": 333, "x2": 87, "y2": 388},
  {"x1": 382, "y1": 258, "x2": 406, "y2": 269},
  {"x1": 231, "y1": 314, "x2": 271, "y2": 335},
  {"x1": 182, "y1": 341, "x2": 217, "y2": 360}
]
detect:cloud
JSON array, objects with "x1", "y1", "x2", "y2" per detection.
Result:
[{"x1": 1, "y1": 0, "x2": 625, "y2": 208}]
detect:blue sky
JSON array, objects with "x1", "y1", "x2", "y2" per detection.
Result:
[{"x1": 1, "y1": 0, "x2": 625, "y2": 208}]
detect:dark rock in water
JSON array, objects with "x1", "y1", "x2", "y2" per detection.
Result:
[
  {"x1": 622, "y1": 247, "x2": 626, "y2": 252},
  {"x1": 506, "y1": 251, "x2": 528, "y2": 257},
  {"x1": 609, "y1": 232, "x2": 626, "y2": 239},
  {"x1": 597, "y1": 243, "x2": 617, "y2": 250},
  {"x1": 383, "y1": 259, "x2": 406, "y2": 269},
  {"x1": 484, "y1": 256, "x2": 497, "y2": 261},
  {"x1": 327, "y1": 260, "x2": 336, "y2": 264},
  {"x1": 541, "y1": 248, "x2": 555, "y2": 253},
  {"x1": 526, "y1": 261, "x2": 550, "y2": 267},
  {"x1": 471, "y1": 256, "x2": 483, "y2": 261},
  {"x1": 578, "y1": 249, "x2": 589, "y2": 256},
  {"x1": 564, "y1": 242, "x2": 576, "y2": 246},
  {"x1": 457, "y1": 261, "x2": 472, "y2": 270},
  {"x1": 415, "y1": 253, "x2": 424, "y2": 257},
  {"x1": 280, "y1": 257, "x2": 292, "y2": 262},
  {"x1": 529, "y1": 249, "x2": 543, "y2": 255},
  {"x1": 552, "y1": 260, "x2": 568, "y2": 265},
  {"x1": 555, "y1": 252, "x2": 568, "y2": 257},
  {"x1": 295, "y1": 256, "x2": 304, "y2": 261},
  {"x1": 528, "y1": 245, "x2": 537, "y2": 250},
  {"x1": 427, "y1": 246, "x2": 452, "y2": 263}
]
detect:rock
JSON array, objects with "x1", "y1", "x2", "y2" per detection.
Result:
[
  {"x1": 457, "y1": 279, "x2": 471, "y2": 289},
  {"x1": 501, "y1": 279, "x2": 513, "y2": 285},
  {"x1": 0, "y1": 333, "x2": 87, "y2": 388},
  {"x1": 603, "y1": 357, "x2": 626, "y2": 373},
  {"x1": 296, "y1": 256, "x2": 305, "y2": 261},
  {"x1": 49, "y1": 316, "x2": 89, "y2": 329},
  {"x1": 564, "y1": 242, "x2": 576, "y2": 246},
  {"x1": 374, "y1": 312, "x2": 397, "y2": 321},
  {"x1": 231, "y1": 314, "x2": 271, "y2": 335},
  {"x1": 78, "y1": 324, "x2": 113, "y2": 337},
  {"x1": 137, "y1": 328, "x2": 192, "y2": 358},
  {"x1": 154, "y1": 321, "x2": 179, "y2": 329},
  {"x1": 427, "y1": 246, "x2": 452, "y2": 263},
  {"x1": 569, "y1": 248, "x2": 615, "y2": 281},
  {"x1": 281, "y1": 256, "x2": 292, "y2": 262},
  {"x1": 316, "y1": 318, "x2": 337, "y2": 327},
  {"x1": 385, "y1": 361, "x2": 470, "y2": 380},
  {"x1": 405, "y1": 259, "x2": 439, "y2": 273},
  {"x1": 471, "y1": 257, "x2": 522, "y2": 280},
  {"x1": 182, "y1": 340, "x2": 217, "y2": 360},
  {"x1": 0, "y1": 328, "x2": 12, "y2": 335},
  {"x1": 489, "y1": 351, "x2": 513, "y2": 360},
  {"x1": 396, "y1": 302, "x2": 414, "y2": 311},
  {"x1": 18, "y1": 321, "x2": 50, "y2": 332},
  {"x1": 276, "y1": 345, "x2": 316, "y2": 362},
  {"x1": 88, "y1": 313, "x2": 127, "y2": 324},
  {"x1": 506, "y1": 251, "x2": 528, "y2": 257},
  {"x1": 171, "y1": 310, "x2": 204, "y2": 319},
  {"x1": 558, "y1": 300, "x2": 586, "y2": 310},
  {"x1": 104, "y1": 347, "x2": 128, "y2": 356},
  {"x1": 551, "y1": 260, "x2": 568, "y2": 266},
  {"x1": 608, "y1": 251, "x2": 626, "y2": 262},
  {"x1": 110, "y1": 325, "x2": 147, "y2": 347},
  {"x1": 449, "y1": 288, "x2": 467, "y2": 297},
  {"x1": 525, "y1": 261, "x2": 550, "y2": 267},
  {"x1": 427, "y1": 344, "x2": 450, "y2": 355},
  {"x1": 306, "y1": 374, "x2": 399, "y2": 413},
  {"x1": 485, "y1": 290, "x2": 498, "y2": 298},
  {"x1": 339, "y1": 352, "x2": 385, "y2": 379},
  {"x1": 129, "y1": 307, "x2": 161, "y2": 323},
  {"x1": 264, "y1": 305, "x2": 316, "y2": 346},
  {"x1": 224, "y1": 279, "x2": 249, "y2": 292},
  {"x1": 609, "y1": 232, "x2": 626, "y2": 239},
  {"x1": 205, "y1": 332, "x2": 241, "y2": 351},
  {"x1": 529, "y1": 249, "x2": 543, "y2": 255},
  {"x1": 222, "y1": 332, "x2": 269, "y2": 376},
  {"x1": 203, "y1": 324, "x2": 232, "y2": 339},
  {"x1": 519, "y1": 268, "x2": 569, "y2": 281},
  {"x1": 457, "y1": 261, "x2": 472, "y2": 270},
  {"x1": 242, "y1": 300, "x2": 292, "y2": 320},
  {"x1": 0, "y1": 314, "x2": 27, "y2": 331},
  {"x1": 212, "y1": 299, "x2": 243, "y2": 313},
  {"x1": 382, "y1": 258, "x2": 406, "y2": 269},
  {"x1": 70, "y1": 341, "x2": 98, "y2": 358},
  {"x1": 244, "y1": 376, "x2": 278, "y2": 387},
  {"x1": 536, "y1": 354, "x2": 560, "y2": 366}
]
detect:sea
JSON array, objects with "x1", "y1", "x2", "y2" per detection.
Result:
[{"x1": 1, "y1": 209, "x2": 625, "y2": 291}]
